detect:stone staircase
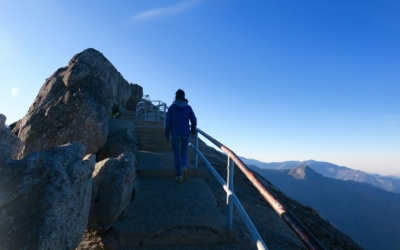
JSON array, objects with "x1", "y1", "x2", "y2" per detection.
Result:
[
  {"x1": 119, "y1": 111, "x2": 171, "y2": 151},
  {"x1": 113, "y1": 112, "x2": 238, "y2": 249},
  {"x1": 136, "y1": 121, "x2": 172, "y2": 151}
]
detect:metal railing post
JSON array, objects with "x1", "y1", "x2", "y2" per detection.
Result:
[
  {"x1": 194, "y1": 131, "x2": 199, "y2": 169},
  {"x1": 226, "y1": 157, "x2": 234, "y2": 229},
  {"x1": 195, "y1": 128, "x2": 325, "y2": 250},
  {"x1": 163, "y1": 104, "x2": 166, "y2": 128},
  {"x1": 157, "y1": 104, "x2": 160, "y2": 122},
  {"x1": 190, "y1": 143, "x2": 268, "y2": 250}
]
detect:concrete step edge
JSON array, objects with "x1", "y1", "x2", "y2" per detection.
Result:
[
  {"x1": 137, "y1": 169, "x2": 199, "y2": 177},
  {"x1": 117, "y1": 226, "x2": 238, "y2": 248}
]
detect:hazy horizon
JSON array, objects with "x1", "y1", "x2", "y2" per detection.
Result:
[{"x1": 240, "y1": 156, "x2": 400, "y2": 177}]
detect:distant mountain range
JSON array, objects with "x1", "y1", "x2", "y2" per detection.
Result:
[
  {"x1": 248, "y1": 164, "x2": 400, "y2": 250},
  {"x1": 240, "y1": 157, "x2": 400, "y2": 193}
]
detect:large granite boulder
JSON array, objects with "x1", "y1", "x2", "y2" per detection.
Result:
[
  {"x1": 76, "y1": 228, "x2": 120, "y2": 250},
  {"x1": 12, "y1": 48, "x2": 132, "y2": 158},
  {"x1": 0, "y1": 114, "x2": 23, "y2": 166},
  {"x1": 0, "y1": 114, "x2": 5, "y2": 126},
  {"x1": 88, "y1": 152, "x2": 136, "y2": 233},
  {"x1": 96, "y1": 119, "x2": 137, "y2": 162},
  {"x1": 126, "y1": 83, "x2": 143, "y2": 111},
  {"x1": 0, "y1": 142, "x2": 95, "y2": 250}
]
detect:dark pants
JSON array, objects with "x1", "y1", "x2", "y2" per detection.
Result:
[{"x1": 170, "y1": 135, "x2": 190, "y2": 177}]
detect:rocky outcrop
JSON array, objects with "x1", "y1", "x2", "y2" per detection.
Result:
[
  {"x1": 12, "y1": 48, "x2": 132, "y2": 158},
  {"x1": 0, "y1": 114, "x2": 5, "y2": 126},
  {"x1": 288, "y1": 165, "x2": 325, "y2": 179},
  {"x1": 96, "y1": 119, "x2": 137, "y2": 162},
  {"x1": 125, "y1": 83, "x2": 143, "y2": 111},
  {"x1": 76, "y1": 228, "x2": 120, "y2": 250},
  {"x1": 88, "y1": 153, "x2": 136, "y2": 233},
  {"x1": 0, "y1": 142, "x2": 95, "y2": 250},
  {"x1": 0, "y1": 114, "x2": 23, "y2": 166}
]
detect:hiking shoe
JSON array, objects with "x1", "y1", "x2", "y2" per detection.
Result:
[
  {"x1": 182, "y1": 167, "x2": 189, "y2": 181},
  {"x1": 175, "y1": 176, "x2": 183, "y2": 183}
]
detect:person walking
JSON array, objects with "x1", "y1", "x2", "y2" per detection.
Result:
[{"x1": 165, "y1": 89, "x2": 197, "y2": 183}]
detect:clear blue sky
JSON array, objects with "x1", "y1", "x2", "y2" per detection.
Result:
[{"x1": 1, "y1": 0, "x2": 399, "y2": 175}]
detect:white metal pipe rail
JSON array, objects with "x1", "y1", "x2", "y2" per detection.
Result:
[
  {"x1": 189, "y1": 142, "x2": 268, "y2": 250},
  {"x1": 135, "y1": 100, "x2": 168, "y2": 126},
  {"x1": 191, "y1": 128, "x2": 325, "y2": 250}
]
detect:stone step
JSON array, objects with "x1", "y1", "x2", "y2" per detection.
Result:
[
  {"x1": 139, "y1": 136, "x2": 169, "y2": 146},
  {"x1": 134, "y1": 112, "x2": 165, "y2": 122},
  {"x1": 119, "y1": 117, "x2": 137, "y2": 122},
  {"x1": 122, "y1": 111, "x2": 137, "y2": 116},
  {"x1": 113, "y1": 177, "x2": 237, "y2": 248},
  {"x1": 137, "y1": 151, "x2": 198, "y2": 177},
  {"x1": 122, "y1": 243, "x2": 240, "y2": 249},
  {"x1": 119, "y1": 115, "x2": 158, "y2": 120},
  {"x1": 120, "y1": 109, "x2": 166, "y2": 121},
  {"x1": 136, "y1": 126, "x2": 165, "y2": 135},
  {"x1": 141, "y1": 144, "x2": 172, "y2": 151},
  {"x1": 138, "y1": 133, "x2": 165, "y2": 140},
  {"x1": 136, "y1": 132, "x2": 165, "y2": 138},
  {"x1": 135, "y1": 120, "x2": 164, "y2": 126}
]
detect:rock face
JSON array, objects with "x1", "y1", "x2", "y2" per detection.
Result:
[
  {"x1": 0, "y1": 142, "x2": 95, "y2": 250},
  {"x1": 0, "y1": 114, "x2": 23, "y2": 166},
  {"x1": 125, "y1": 83, "x2": 143, "y2": 111},
  {"x1": 288, "y1": 165, "x2": 324, "y2": 179},
  {"x1": 12, "y1": 48, "x2": 132, "y2": 158},
  {"x1": 0, "y1": 114, "x2": 5, "y2": 125},
  {"x1": 96, "y1": 119, "x2": 137, "y2": 162},
  {"x1": 89, "y1": 152, "x2": 136, "y2": 233}
]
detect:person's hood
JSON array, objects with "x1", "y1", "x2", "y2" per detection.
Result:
[{"x1": 173, "y1": 100, "x2": 188, "y2": 108}]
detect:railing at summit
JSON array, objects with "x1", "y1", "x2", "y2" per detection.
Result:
[
  {"x1": 190, "y1": 129, "x2": 326, "y2": 250},
  {"x1": 135, "y1": 99, "x2": 168, "y2": 126}
]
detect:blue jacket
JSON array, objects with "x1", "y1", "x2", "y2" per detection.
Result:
[{"x1": 165, "y1": 100, "x2": 197, "y2": 137}]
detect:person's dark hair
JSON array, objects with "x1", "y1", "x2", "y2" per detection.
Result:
[{"x1": 175, "y1": 89, "x2": 188, "y2": 103}]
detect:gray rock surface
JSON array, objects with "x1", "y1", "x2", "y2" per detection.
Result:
[
  {"x1": 126, "y1": 83, "x2": 143, "y2": 111},
  {"x1": 0, "y1": 114, "x2": 23, "y2": 166},
  {"x1": 76, "y1": 228, "x2": 120, "y2": 250},
  {"x1": 0, "y1": 142, "x2": 95, "y2": 250},
  {"x1": 0, "y1": 113, "x2": 5, "y2": 126},
  {"x1": 113, "y1": 176, "x2": 232, "y2": 248},
  {"x1": 89, "y1": 152, "x2": 136, "y2": 233},
  {"x1": 96, "y1": 142, "x2": 131, "y2": 163},
  {"x1": 76, "y1": 229, "x2": 103, "y2": 250},
  {"x1": 12, "y1": 48, "x2": 133, "y2": 158},
  {"x1": 96, "y1": 119, "x2": 137, "y2": 162}
]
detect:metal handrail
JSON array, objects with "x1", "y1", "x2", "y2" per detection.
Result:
[
  {"x1": 190, "y1": 142, "x2": 268, "y2": 250},
  {"x1": 135, "y1": 100, "x2": 168, "y2": 126},
  {"x1": 191, "y1": 128, "x2": 325, "y2": 250}
]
